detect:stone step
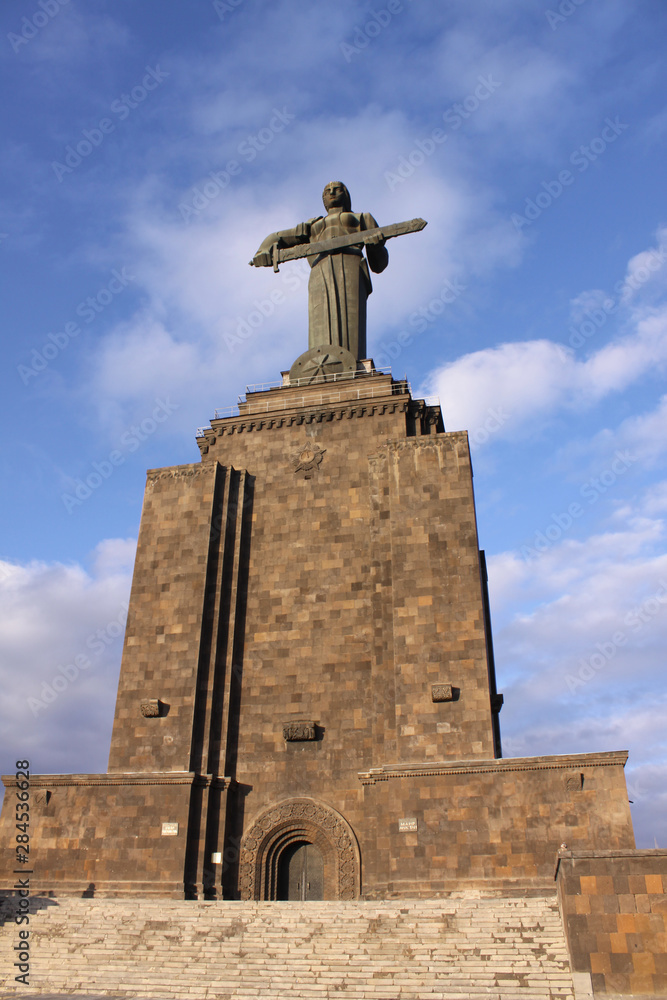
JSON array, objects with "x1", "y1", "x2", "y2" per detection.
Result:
[{"x1": 0, "y1": 895, "x2": 575, "y2": 999}]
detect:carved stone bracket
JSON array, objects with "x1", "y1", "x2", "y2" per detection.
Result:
[
  {"x1": 431, "y1": 683, "x2": 454, "y2": 702},
  {"x1": 141, "y1": 699, "x2": 162, "y2": 718}
]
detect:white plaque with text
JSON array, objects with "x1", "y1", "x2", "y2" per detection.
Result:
[{"x1": 398, "y1": 818, "x2": 418, "y2": 832}]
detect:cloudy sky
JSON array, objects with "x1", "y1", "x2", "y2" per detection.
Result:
[{"x1": 1, "y1": 0, "x2": 666, "y2": 847}]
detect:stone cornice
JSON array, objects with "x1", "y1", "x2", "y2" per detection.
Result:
[
  {"x1": 1, "y1": 771, "x2": 231, "y2": 789},
  {"x1": 358, "y1": 750, "x2": 629, "y2": 785},
  {"x1": 198, "y1": 399, "x2": 409, "y2": 446},
  {"x1": 554, "y1": 846, "x2": 667, "y2": 879}
]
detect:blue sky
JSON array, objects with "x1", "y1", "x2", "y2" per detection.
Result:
[{"x1": 1, "y1": 0, "x2": 666, "y2": 848}]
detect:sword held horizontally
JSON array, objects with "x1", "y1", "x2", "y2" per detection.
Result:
[{"x1": 249, "y1": 217, "x2": 427, "y2": 272}]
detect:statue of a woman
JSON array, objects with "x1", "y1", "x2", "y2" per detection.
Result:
[{"x1": 251, "y1": 182, "x2": 388, "y2": 361}]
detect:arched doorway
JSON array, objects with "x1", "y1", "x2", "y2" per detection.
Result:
[
  {"x1": 277, "y1": 841, "x2": 324, "y2": 900},
  {"x1": 238, "y1": 797, "x2": 360, "y2": 900}
]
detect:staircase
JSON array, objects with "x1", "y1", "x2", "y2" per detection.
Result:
[{"x1": 1, "y1": 894, "x2": 576, "y2": 999}]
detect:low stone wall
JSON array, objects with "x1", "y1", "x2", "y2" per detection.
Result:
[
  {"x1": 556, "y1": 848, "x2": 667, "y2": 996},
  {"x1": 0, "y1": 772, "x2": 196, "y2": 897}
]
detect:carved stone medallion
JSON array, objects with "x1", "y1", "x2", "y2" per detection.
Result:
[
  {"x1": 293, "y1": 443, "x2": 326, "y2": 476},
  {"x1": 289, "y1": 345, "x2": 357, "y2": 384}
]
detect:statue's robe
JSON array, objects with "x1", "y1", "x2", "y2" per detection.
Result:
[
  {"x1": 255, "y1": 209, "x2": 388, "y2": 361},
  {"x1": 306, "y1": 211, "x2": 386, "y2": 360}
]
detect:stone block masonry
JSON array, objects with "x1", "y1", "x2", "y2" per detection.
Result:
[
  {"x1": 557, "y1": 848, "x2": 667, "y2": 996},
  {"x1": 0, "y1": 370, "x2": 635, "y2": 904}
]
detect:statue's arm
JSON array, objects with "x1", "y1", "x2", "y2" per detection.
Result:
[
  {"x1": 361, "y1": 213, "x2": 389, "y2": 274},
  {"x1": 251, "y1": 220, "x2": 315, "y2": 267}
]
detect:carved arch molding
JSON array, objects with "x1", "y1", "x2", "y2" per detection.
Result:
[{"x1": 238, "y1": 797, "x2": 360, "y2": 900}]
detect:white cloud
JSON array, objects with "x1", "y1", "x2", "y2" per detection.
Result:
[
  {"x1": 424, "y1": 236, "x2": 667, "y2": 441},
  {"x1": 558, "y1": 393, "x2": 667, "y2": 474},
  {"x1": 488, "y1": 507, "x2": 667, "y2": 847},
  {"x1": 621, "y1": 225, "x2": 667, "y2": 303},
  {"x1": 77, "y1": 100, "x2": 530, "y2": 432},
  {"x1": 0, "y1": 541, "x2": 134, "y2": 777}
]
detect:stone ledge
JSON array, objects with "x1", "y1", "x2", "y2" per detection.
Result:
[
  {"x1": 1, "y1": 770, "x2": 196, "y2": 789},
  {"x1": 555, "y1": 846, "x2": 667, "y2": 878},
  {"x1": 358, "y1": 749, "x2": 629, "y2": 784}
]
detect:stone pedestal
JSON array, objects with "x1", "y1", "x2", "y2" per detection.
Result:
[{"x1": 0, "y1": 370, "x2": 636, "y2": 899}]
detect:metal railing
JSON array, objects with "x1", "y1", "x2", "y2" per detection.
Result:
[
  {"x1": 195, "y1": 374, "x2": 440, "y2": 436},
  {"x1": 245, "y1": 365, "x2": 393, "y2": 395}
]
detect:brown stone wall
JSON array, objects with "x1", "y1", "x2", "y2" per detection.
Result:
[
  {"x1": 108, "y1": 461, "x2": 227, "y2": 773},
  {"x1": 194, "y1": 376, "x2": 501, "y2": 895},
  {"x1": 357, "y1": 753, "x2": 634, "y2": 897},
  {"x1": 557, "y1": 849, "x2": 667, "y2": 996},
  {"x1": 3, "y1": 373, "x2": 635, "y2": 899},
  {"x1": 0, "y1": 774, "x2": 194, "y2": 896},
  {"x1": 371, "y1": 436, "x2": 495, "y2": 763},
  {"x1": 203, "y1": 376, "x2": 495, "y2": 781}
]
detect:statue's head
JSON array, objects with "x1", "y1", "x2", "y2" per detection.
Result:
[{"x1": 322, "y1": 181, "x2": 351, "y2": 212}]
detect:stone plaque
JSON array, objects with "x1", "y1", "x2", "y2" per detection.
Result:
[
  {"x1": 161, "y1": 822, "x2": 179, "y2": 836},
  {"x1": 398, "y1": 818, "x2": 418, "y2": 832},
  {"x1": 431, "y1": 683, "x2": 454, "y2": 702},
  {"x1": 565, "y1": 772, "x2": 584, "y2": 792},
  {"x1": 283, "y1": 720, "x2": 316, "y2": 742}
]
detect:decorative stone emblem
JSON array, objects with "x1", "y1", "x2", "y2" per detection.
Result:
[
  {"x1": 141, "y1": 699, "x2": 161, "y2": 718},
  {"x1": 565, "y1": 772, "x2": 584, "y2": 792},
  {"x1": 293, "y1": 443, "x2": 326, "y2": 475},
  {"x1": 288, "y1": 345, "x2": 357, "y2": 385},
  {"x1": 283, "y1": 720, "x2": 316, "y2": 742},
  {"x1": 34, "y1": 790, "x2": 51, "y2": 807},
  {"x1": 431, "y1": 683, "x2": 454, "y2": 702}
]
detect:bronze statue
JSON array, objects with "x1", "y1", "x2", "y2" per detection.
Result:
[
  {"x1": 251, "y1": 182, "x2": 387, "y2": 361},
  {"x1": 251, "y1": 183, "x2": 426, "y2": 379}
]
